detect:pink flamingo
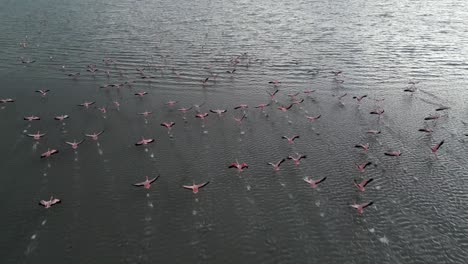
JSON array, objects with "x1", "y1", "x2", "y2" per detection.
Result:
[
  {"x1": 35, "y1": 89, "x2": 50, "y2": 97},
  {"x1": 233, "y1": 114, "x2": 247, "y2": 125},
  {"x1": 135, "y1": 137, "x2": 155, "y2": 146},
  {"x1": 228, "y1": 160, "x2": 248, "y2": 172},
  {"x1": 255, "y1": 103, "x2": 270, "y2": 110},
  {"x1": 306, "y1": 115, "x2": 321, "y2": 122},
  {"x1": 277, "y1": 104, "x2": 294, "y2": 112},
  {"x1": 350, "y1": 202, "x2": 373, "y2": 214},
  {"x1": 183, "y1": 181, "x2": 210, "y2": 194},
  {"x1": 303, "y1": 177, "x2": 327, "y2": 188},
  {"x1": 41, "y1": 148, "x2": 59, "y2": 158},
  {"x1": 384, "y1": 151, "x2": 401, "y2": 156},
  {"x1": 353, "y1": 95, "x2": 367, "y2": 103},
  {"x1": 210, "y1": 109, "x2": 227, "y2": 116},
  {"x1": 85, "y1": 130, "x2": 104, "y2": 141},
  {"x1": 138, "y1": 111, "x2": 152, "y2": 117},
  {"x1": 354, "y1": 178, "x2": 374, "y2": 192},
  {"x1": 161, "y1": 122, "x2": 175, "y2": 131},
  {"x1": 78, "y1": 101, "x2": 95, "y2": 109},
  {"x1": 39, "y1": 196, "x2": 61, "y2": 208},
  {"x1": 195, "y1": 113, "x2": 209, "y2": 120},
  {"x1": 431, "y1": 140, "x2": 444, "y2": 154},
  {"x1": 27, "y1": 131, "x2": 46, "y2": 140},
  {"x1": 234, "y1": 104, "x2": 248, "y2": 110},
  {"x1": 282, "y1": 135, "x2": 300, "y2": 144},
  {"x1": 133, "y1": 175, "x2": 160, "y2": 189},
  {"x1": 356, "y1": 161, "x2": 372, "y2": 172},
  {"x1": 267, "y1": 158, "x2": 286, "y2": 171},
  {"x1": 366, "y1": 129, "x2": 381, "y2": 134},
  {"x1": 355, "y1": 143, "x2": 369, "y2": 152},
  {"x1": 54, "y1": 115, "x2": 69, "y2": 121},
  {"x1": 0, "y1": 98, "x2": 15, "y2": 103},
  {"x1": 24, "y1": 115, "x2": 40, "y2": 121},
  {"x1": 418, "y1": 128, "x2": 433, "y2": 133},
  {"x1": 134, "y1": 91, "x2": 148, "y2": 97},
  {"x1": 287, "y1": 153, "x2": 306, "y2": 166},
  {"x1": 267, "y1": 89, "x2": 279, "y2": 100},
  {"x1": 66, "y1": 139, "x2": 85, "y2": 149}
]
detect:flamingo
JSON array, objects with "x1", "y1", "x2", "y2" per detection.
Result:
[
  {"x1": 424, "y1": 115, "x2": 440, "y2": 121},
  {"x1": 306, "y1": 115, "x2": 321, "y2": 122},
  {"x1": 161, "y1": 122, "x2": 175, "y2": 130},
  {"x1": 267, "y1": 89, "x2": 279, "y2": 99},
  {"x1": 41, "y1": 148, "x2": 59, "y2": 158},
  {"x1": 0, "y1": 98, "x2": 15, "y2": 103},
  {"x1": 24, "y1": 115, "x2": 40, "y2": 121},
  {"x1": 353, "y1": 178, "x2": 374, "y2": 192},
  {"x1": 39, "y1": 196, "x2": 61, "y2": 208},
  {"x1": 138, "y1": 111, "x2": 152, "y2": 117},
  {"x1": 166, "y1": 100, "x2": 177, "y2": 107},
  {"x1": 133, "y1": 175, "x2": 160, "y2": 189},
  {"x1": 431, "y1": 140, "x2": 444, "y2": 154},
  {"x1": 54, "y1": 115, "x2": 69, "y2": 121},
  {"x1": 233, "y1": 114, "x2": 247, "y2": 125},
  {"x1": 228, "y1": 160, "x2": 248, "y2": 172},
  {"x1": 384, "y1": 151, "x2": 401, "y2": 156},
  {"x1": 255, "y1": 103, "x2": 270, "y2": 110},
  {"x1": 234, "y1": 104, "x2": 248, "y2": 110},
  {"x1": 66, "y1": 139, "x2": 85, "y2": 149},
  {"x1": 350, "y1": 202, "x2": 373, "y2": 214},
  {"x1": 370, "y1": 109, "x2": 385, "y2": 116},
  {"x1": 195, "y1": 113, "x2": 209, "y2": 120},
  {"x1": 353, "y1": 95, "x2": 367, "y2": 103},
  {"x1": 287, "y1": 153, "x2": 306, "y2": 166},
  {"x1": 356, "y1": 162, "x2": 372, "y2": 172},
  {"x1": 134, "y1": 91, "x2": 148, "y2": 97},
  {"x1": 27, "y1": 131, "x2": 46, "y2": 140},
  {"x1": 267, "y1": 158, "x2": 286, "y2": 171},
  {"x1": 177, "y1": 107, "x2": 192, "y2": 113},
  {"x1": 135, "y1": 137, "x2": 155, "y2": 146},
  {"x1": 85, "y1": 130, "x2": 104, "y2": 141},
  {"x1": 268, "y1": 80, "x2": 281, "y2": 85},
  {"x1": 418, "y1": 128, "x2": 433, "y2": 133},
  {"x1": 210, "y1": 109, "x2": 227, "y2": 116},
  {"x1": 182, "y1": 181, "x2": 210, "y2": 194},
  {"x1": 277, "y1": 104, "x2": 294, "y2": 112},
  {"x1": 35, "y1": 89, "x2": 50, "y2": 97},
  {"x1": 78, "y1": 101, "x2": 95, "y2": 109},
  {"x1": 355, "y1": 143, "x2": 369, "y2": 152},
  {"x1": 366, "y1": 129, "x2": 381, "y2": 134},
  {"x1": 303, "y1": 177, "x2": 327, "y2": 188},
  {"x1": 282, "y1": 135, "x2": 300, "y2": 144},
  {"x1": 435, "y1": 106, "x2": 449, "y2": 111}
]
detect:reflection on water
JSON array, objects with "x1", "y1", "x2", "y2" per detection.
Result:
[{"x1": 1, "y1": 0, "x2": 468, "y2": 263}]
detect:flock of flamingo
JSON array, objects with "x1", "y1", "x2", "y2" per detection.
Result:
[{"x1": 1, "y1": 49, "x2": 450, "y2": 216}]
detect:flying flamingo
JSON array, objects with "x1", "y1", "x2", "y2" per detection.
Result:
[
  {"x1": 134, "y1": 91, "x2": 148, "y2": 97},
  {"x1": 41, "y1": 148, "x2": 59, "y2": 158},
  {"x1": 195, "y1": 113, "x2": 209, "y2": 120},
  {"x1": 161, "y1": 122, "x2": 175, "y2": 131},
  {"x1": 287, "y1": 153, "x2": 306, "y2": 166},
  {"x1": 210, "y1": 109, "x2": 227, "y2": 116},
  {"x1": 431, "y1": 140, "x2": 444, "y2": 154},
  {"x1": 282, "y1": 135, "x2": 300, "y2": 144},
  {"x1": 0, "y1": 98, "x2": 15, "y2": 103},
  {"x1": 54, "y1": 115, "x2": 69, "y2": 121},
  {"x1": 267, "y1": 158, "x2": 286, "y2": 171},
  {"x1": 354, "y1": 178, "x2": 374, "y2": 192},
  {"x1": 78, "y1": 101, "x2": 95, "y2": 109},
  {"x1": 233, "y1": 114, "x2": 247, "y2": 125},
  {"x1": 424, "y1": 115, "x2": 440, "y2": 121},
  {"x1": 350, "y1": 201, "x2": 373, "y2": 214},
  {"x1": 277, "y1": 104, "x2": 294, "y2": 112},
  {"x1": 39, "y1": 196, "x2": 61, "y2": 208},
  {"x1": 331, "y1": 71, "x2": 342, "y2": 76},
  {"x1": 67, "y1": 72, "x2": 80, "y2": 79},
  {"x1": 166, "y1": 100, "x2": 177, "y2": 107},
  {"x1": 303, "y1": 177, "x2": 327, "y2": 188},
  {"x1": 370, "y1": 109, "x2": 384, "y2": 116},
  {"x1": 24, "y1": 115, "x2": 40, "y2": 121},
  {"x1": 177, "y1": 106, "x2": 192, "y2": 113},
  {"x1": 133, "y1": 175, "x2": 160, "y2": 189},
  {"x1": 182, "y1": 181, "x2": 210, "y2": 194},
  {"x1": 303, "y1": 89, "x2": 315, "y2": 95},
  {"x1": 27, "y1": 131, "x2": 46, "y2": 140},
  {"x1": 234, "y1": 104, "x2": 248, "y2": 110},
  {"x1": 268, "y1": 80, "x2": 281, "y2": 85},
  {"x1": 356, "y1": 161, "x2": 372, "y2": 172},
  {"x1": 306, "y1": 115, "x2": 321, "y2": 122},
  {"x1": 138, "y1": 111, "x2": 152, "y2": 117},
  {"x1": 85, "y1": 130, "x2": 104, "y2": 141},
  {"x1": 66, "y1": 139, "x2": 85, "y2": 149},
  {"x1": 418, "y1": 127, "x2": 433, "y2": 133},
  {"x1": 97, "y1": 106, "x2": 107, "y2": 114},
  {"x1": 353, "y1": 95, "x2": 367, "y2": 103},
  {"x1": 366, "y1": 129, "x2": 381, "y2": 134},
  {"x1": 384, "y1": 151, "x2": 401, "y2": 156},
  {"x1": 228, "y1": 160, "x2": 248, "y2": 172},
  {"x1": 355, "y1": 143, "x2": 369, "y2": 152},
  {"x1": 267, "y1": 89, "x2": 279, "y2": 100},
  {"x1": 255, "y1": 103, "x2": 270, "y2": 110},
  {"x1": 435, "y1": 106, "x2": 449, "y2": 111},
  {"x1": 35, "y1": 89, "x2": 50, "y2": 97},
  {"x1": 135, "y1": 137, "x2": 155, "y2": 146}
]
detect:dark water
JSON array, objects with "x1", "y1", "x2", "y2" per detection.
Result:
[{"x1": 1, "y1": 0, "x2": 468, "y2": 263}]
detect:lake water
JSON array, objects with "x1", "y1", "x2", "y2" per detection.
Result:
[{"x1": 1, "y1": 0, "x2": 468, "y2": 263}]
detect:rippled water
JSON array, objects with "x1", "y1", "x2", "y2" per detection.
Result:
[{"x1": 1, "y1": 0, "x2": 468, "y2": 263}]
